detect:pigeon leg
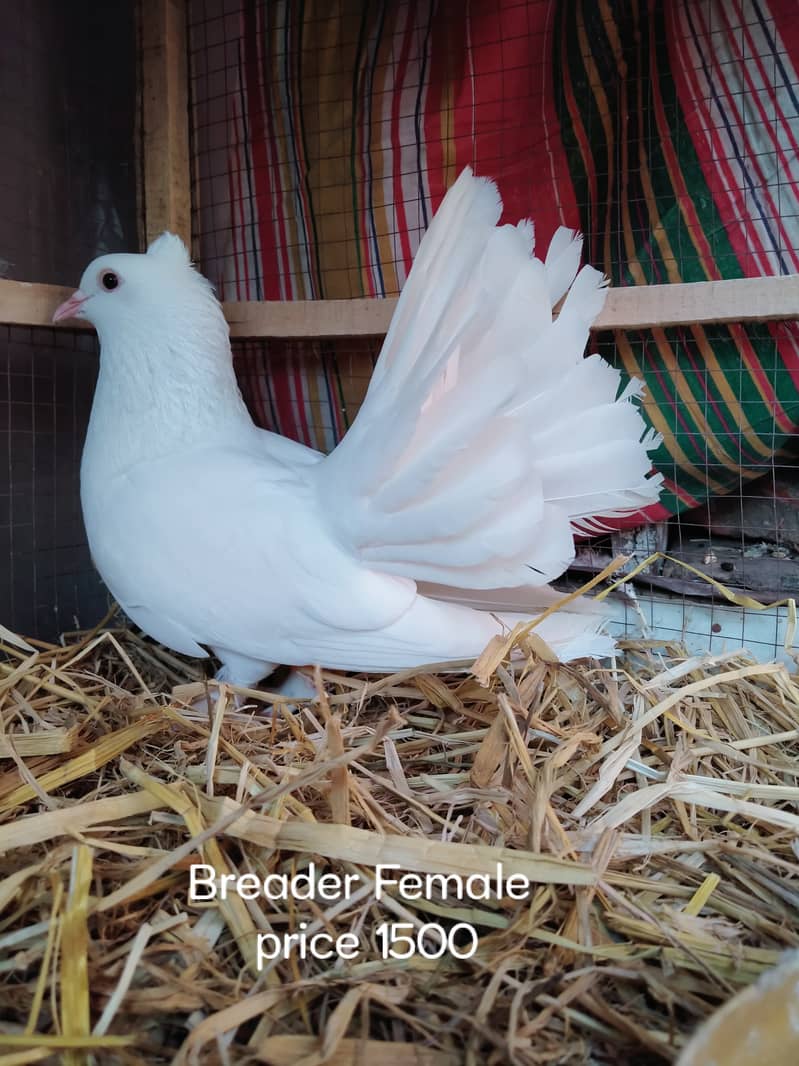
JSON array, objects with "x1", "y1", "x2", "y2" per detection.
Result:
[
  {"x1": 268, "y1": 668, "x2": 318, "y2": 701},
  {"x1": 212, "y1": 648, "x2": 276, "y2": 688},
  {"x1": 210, "y1": 652, "x2": 319, "y2": 714},
  {"x1": 253, "y1": 667, "x2": 319, "y2": 716},
  {"x1": 184, "y1": 651, "x2": 276, "y2": 714}
]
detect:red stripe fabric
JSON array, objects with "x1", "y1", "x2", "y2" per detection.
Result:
[{"x1": 189, "y1": 0, "x2": 799, "y2": 538}]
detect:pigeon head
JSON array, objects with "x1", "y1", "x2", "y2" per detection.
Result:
[{"x1": 52, "y1": 233, "x2": 217, "y2": 336}]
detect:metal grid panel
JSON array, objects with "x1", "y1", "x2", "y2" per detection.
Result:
[
  {"x1": 6, "y1": 1, "x2": 796, "y2": 640},
  {"x1": 0, "y1": 0, "x2": 138, "y2": 640},
  {"x1": 187, "y1": 0, "x2": 556, "y2": 301},
  {"x1": 187, "y1": 0, "x2": 799, "y2": 626},
  {"x1": 233, "y1": 335, "x2": 379, "y2": 452},
  {"x1": 554, "y1": 0, "x2": 799, "y2": 285},
  {"x1": 594, "y1": 321, "x2": 799, "y2": 602},
  {"x1": 1, "y1": 325, "x2": 108, "y2": 639},
  {"x1": 0, "y1": 0, "x2": 139, "y2": 285},
  {"x1": 188, "y1": 0, "x2": 799, "y2": 298}
]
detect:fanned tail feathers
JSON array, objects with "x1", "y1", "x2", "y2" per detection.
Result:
[{"x1": 317, "y1": 166, "x2": 663, "y2": 595}]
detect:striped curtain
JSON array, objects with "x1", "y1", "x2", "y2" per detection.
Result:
[{"x1": 189, "y1": 0, "x2": 799, "y2": 525}]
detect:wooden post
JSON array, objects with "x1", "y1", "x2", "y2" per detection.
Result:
[{"x1": 139, "y1": 0, "x2": 192, "y2": 248}]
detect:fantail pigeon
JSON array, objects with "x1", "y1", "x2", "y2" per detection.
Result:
[{"x1": 53, "y1": 168, "x2": 662, "y2": 693}]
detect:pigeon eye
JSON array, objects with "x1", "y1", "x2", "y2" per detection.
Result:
[{"x1": 100, "y1": 271, "x2": 120, "y2": 292}]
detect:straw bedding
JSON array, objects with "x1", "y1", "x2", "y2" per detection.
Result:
[{"x1": 1, "y1": 610, "x2": 799, "y2": 1065}]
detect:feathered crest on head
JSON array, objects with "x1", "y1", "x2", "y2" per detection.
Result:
[
  {"x1": 146, "y1": 232, "x2": 216, "y2": 297},
  {"x1": 146, "y1": 232, "x2": 192, "y2": 268}
]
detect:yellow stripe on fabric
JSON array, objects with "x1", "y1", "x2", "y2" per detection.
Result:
[
  {"x1": 648, "y1": 17, "x2": 793, "y2": 444},
  {"x1": 633, "y1": 137, "x2": 773, "y2": 459},
  {"x1": 300, "y1": 343, "x2": 324, "y2": 451},
  {"x1": 270, "y1": 10, "x2": 305, "y2": 298},
  {"x1": 690, "y1": 324, "x2": 775, "y2": 459},
  {"x1": 628, "y1": 0, "x2": 682, "y2": 287},
  {"x1": 298, "y1": 1, "x2": 336, "y2": 297},
  {"x1": 440, "y1": 29, "x2": 457, "y2": 193},
  {"x1": 301, "y1": 1, "x2": 366, "y2": 299},
  {"x1": 353, "y1": 5, "x2": 378, "y2": 298},
  {"x1": 577, "y1": 3, "x2": 615, "y2": 275},
  {"x1": 646, "y1": 0, "x2": 718, "y2": 283},
  {"x1": 336, "y1": 344, "x2": 375, "y2": 426},
  {"x1": 633, "y1": 138, "x2": 773, "y2": 457},
  {"x1": 614, "y1": 331, "x2": 729, "y2": 495},
  {"x1": 371, "y1": 3, "x2": 404, "y2": 296},
  {"x1": 649, "y1": 326, "x2": 754, "y2": 478},
  {"x1": 599, "y1": 0, "x2": 646, "y2": 285},
  {"x1": 286, "y1": 9, "x2": 311, "y2": 297},
  {"x1": 620, "y1": 0, "x2": 772, "y2": 463},
  {"x1": 728, "y1": 321, "x2": 796, "y2": 436}
]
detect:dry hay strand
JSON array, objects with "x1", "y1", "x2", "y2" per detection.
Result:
[{"x1": 1, "y1": 622, "x2": 799, "y2": 1065}]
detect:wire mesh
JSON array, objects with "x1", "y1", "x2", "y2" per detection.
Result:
[
  {"x1": 1, "y1": 326, "x2": 109, "y2": 639},
  {"x1": 5, "y1": 0, "x2": 799, "y2": 640},
  {"x1": 188, "y1": 0, "x2": 799, "y2": 621},
  {"x1": 187, "y1": 0, "x2": 562, "y2": 301},
  {"x1": 0, "y1": 0, "x2": 137, "y2": 639},
  {"x1": 233, "y1": 336, "x2": 379, "y2": 452},
  {"x1": 0, "y1": 0, "x2": 139, "y2": 285}
]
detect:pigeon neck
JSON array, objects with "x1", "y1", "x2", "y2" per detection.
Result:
[{"x1": 83, "y1": 324, "x2": 256, "y2": 481}]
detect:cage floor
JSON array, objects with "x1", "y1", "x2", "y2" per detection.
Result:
[
  {"x1": 1, "y1": 623, "x2": 799, "y2": 1063},
  {"x1": 605, "y1": 593, "x2": 797, "y2": 668}
]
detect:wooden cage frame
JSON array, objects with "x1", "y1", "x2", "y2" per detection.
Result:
[{"x1": 0, "y1": 0, "x2": 797, "y2": 341}]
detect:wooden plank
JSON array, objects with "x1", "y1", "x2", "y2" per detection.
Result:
[
  {"x1": 223, "y1": 295, "x2": 395, "y2": 338},
  {"x1": 597, "y1": 274, "x2": 799, "y2": 331},
  {"x1": 222, "y1": 274, "x2": 799, "y2": 338},
  {"x1": 140, "y1": 0, "x2": 191, "y2": 247},
  {"x1": 0, "y1": 279, "x2": 92, "y2": 331},
  {"x1": 2, "y1": 275, "x2": 797, "y2": 336}
]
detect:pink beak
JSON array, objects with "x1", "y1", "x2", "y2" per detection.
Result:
[{"x1": 52, "y1": 290, "x2": 89, "y2": 323}]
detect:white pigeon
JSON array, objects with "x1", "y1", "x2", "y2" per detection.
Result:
[{"x1": 53, "y1": 168, "x2": 662, "y2": 695}]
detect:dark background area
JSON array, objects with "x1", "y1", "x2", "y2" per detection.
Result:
[{"x1": 0, "y1": 0, "x2": 138, "y2": 639}]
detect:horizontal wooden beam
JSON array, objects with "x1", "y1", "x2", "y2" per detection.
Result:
[
  {"x1": 223, "y1": 295, "x2": 394, "y2": 338},
  {"x1": 223, "y1": 275, "x2": 799, "y2": 338},
  {"x1": 0, "y1": 279, "x2": 93, "y2": 331},
  {"x1": 1, "y1": 274, "x2": 797, "y2": 337},
  {"x1": 596, "y1": 274, "x2": 799, "y2": 332}
]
